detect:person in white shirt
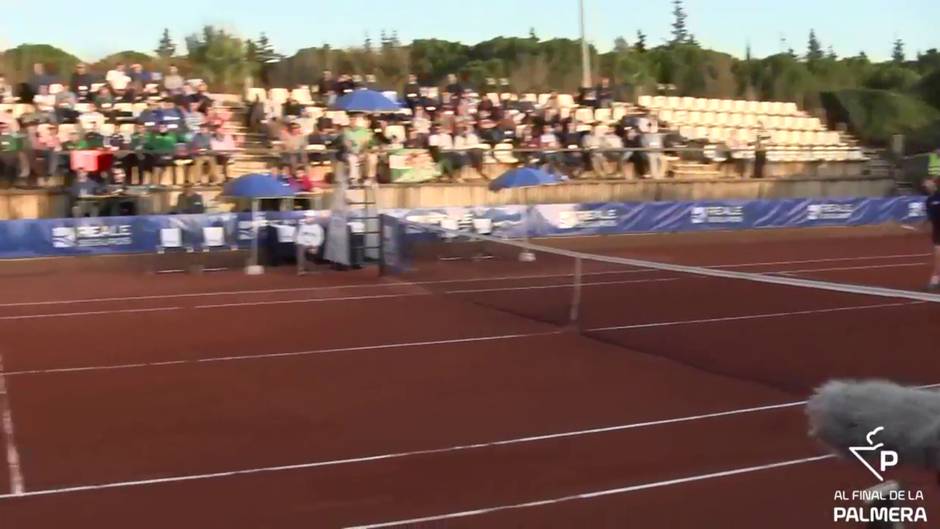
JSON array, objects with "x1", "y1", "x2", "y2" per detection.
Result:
[
  {"x1": 453, "y1": 124, "x2": 483, "y2": 175},
  {"x1": 106, "y1": 64, "x2": 130, "y2": 93},
  {"x1": 427, "y1": 125, "x2": 457, "y2": 181},
  {"x1": 78, "y1": 104, "x2": 106, "y2": 132}
]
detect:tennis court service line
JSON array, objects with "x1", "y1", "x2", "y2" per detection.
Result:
[
  {"x1": 2, "y1": 382, "x2": 936, "y2": 501},
  {"x1": 0, "y1": 306, "x2": 182, "y2": 321},
  {"x1": 344, "y1": 455, "x2": 837, "y2": 528},
  {"x1": 0, "y1": 252, "x2": 928, "y2": 309},
  {"x1": 0, "y1": 398, "x2": 814, "y2": 500},
  {"x1": 0, "y1": 331, "x2": 561, "y2": 377},
  {"x1": 0, "y1": 353, "x2": 24, "y2": 495}
]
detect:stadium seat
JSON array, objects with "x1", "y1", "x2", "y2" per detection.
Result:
[
  {"x1": 782, "y1": 102, "x2": 799, "y2": 115},
  {"x1": 538, "y1": 93, "x2": 553, "y2": 107},
  {"x1": 693, "y1": 126, "x2": 709, "y2": 140},
  {"x1": 269, "y1": 88, "x2": 289, "y2": 105},
  {"x1": 557, "y1": 94, "x2": 576, "y2": 108},
  {"x1": 713, "y1": 112, "x2": 729, "y2": 126},
  {"x1": 685, "y1": 111, "x2": 700, "y2": 125},
  {"x1": 594, "y1": 108, "x2": 612, "y2": 124},
  {"x1": 637, "y1": 95, "x2": 653, "y2": 108},
  {"x1": 522, "y1": 93, "x2": 538, "y2": 103},
  {"x1": 768, "y1": 102, "x2": 783, "y2": 115},
  {"x1": 766, "y1": 116, "x2": 783, "y2": 129},
  {"x1": 246, "y1": 87, "x2": 267, "y2": 102},
  {"x1": 718, "y1": 100, "x2": 733, "y2": 112},
  {"x1": 100, "y1": 123, "x2": 116, "y2": 136},
  {"x1": 671, "y1": 110, "x2": 687, "y2": 124},
  {"x1": 573, "y1": 107, "x2": 594, "y2": 123},
  {"x1": 726, "y1": 113, "x2": 743, "y2": 127},
  {"x1": 326, "y1": 111, "x2": 349, "y2": 126},
  {"x1": 652, "y1": 95, "x2": 667, "y2": 109},
  {"x1": 707, "y1": 127, "x2": 725, "y2": 143},
  {"x1": 700, "y1": 112, "x2": 716, "y2": 126},
  {"x1": 756, "y1": 101, "x2": 771, "y2": 115},
  {"x1": 745, "y1": 101, "x2": 760, "y2": 114},
  {"x1": 493, "y1": 143, "x2": 519, "y2": 164},
  {"x1": 118, "y1": 124, "x2": 135, "y2": 138},
  {"x1": 666, "y1": 96, "x2": 680, "y2": 109},
  {"x1": 612, "y1": 106, "x2": 627, "y2": 122},
  {"x1": 703, "y1": 98, "x2": 720, "y2": 111},
  {"x1": 692, "y1": 98, "x2": 708, "y2": 111},
  {"x1": 658, "y1": 109, "x2": 674, "y2": 123},
  {"x1": 291, "y1": 88, "x2": 312, "y2": 105},
  {"x1": 732, "y1": 100, "x2": 747, "y2": 113},
  {"x1": 678, "y1": 126, "x2": 695, "y2": 139},
  {"x1": 680, "y1": 97, "x2": 696, "y2": 110}
]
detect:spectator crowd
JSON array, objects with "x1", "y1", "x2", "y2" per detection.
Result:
[
  {"x1": 253, "y1": 71, "x2": 677, "y2": 184},
  {"x1": 0, "y1": 62, "x2": 240, "y2": 190}
]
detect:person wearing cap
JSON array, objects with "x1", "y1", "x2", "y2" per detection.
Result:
[{"x1": 925, "y1": 176, "x2": 940, "y2": 291}]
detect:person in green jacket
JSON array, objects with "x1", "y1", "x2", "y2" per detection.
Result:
[
  {"x1": 928, "y1": 147, "x2": 940, "y2": 180},
  {"x1": 145, "y1": 123, "x2": 180, "y2": 185},
  {"x1": 0, "y1": 121, "x2": 27, "y2": 188}
]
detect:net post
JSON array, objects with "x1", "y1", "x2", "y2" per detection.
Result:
[{"x1": 569, "y1": 256, "x2": 583, "y2": 330}]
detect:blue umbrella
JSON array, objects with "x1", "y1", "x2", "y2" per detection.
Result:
[
  {"x1": 488, "y1": 168, "x2": 559, "y2": 261},
  {"x1": 331, "y1": 89, "x2": 401, "y2": 113},
  {"x1": 488, "y1": 167, "x2": 560, "y2": 192},
  {"x1": 221, "y1": 173, "x2": 297, "y2": 275},
  {"x1": 222, "y1": 173, "x2": 297, "y2": 199}
]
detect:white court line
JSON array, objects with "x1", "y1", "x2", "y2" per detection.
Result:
[
  {"x1": 0, "y1": 353, "x2": 24, "y2": 495},
  {"x1": 445, "y1": 277, "x2": 680, "y2": 294},
  {"x1": 776, "y1": 262, "x2": 924, "y2": 275},
  {"x1": 0, "y1": 332, "x2": 558, "y2": 377},
  {"x1": 591, "y1": 301, "x2": 921, "y2": 332},
  {"x1": 195, "y1": 293, "x2": 425, "y2": 309},
  {"x1": 0, "y1": 306, "x2": 181, "y2": 321},
  {"x1": 0, "y1": 300, "x2": 923, "y2": 377},
  {"x1": 0, "y1": 398, "x2": 813, "y2": 501},
  {"x1": 0, "y1": 252, "x2": 929, "y2": 309},
  {"x1": 344, "y1": 455, "x2": 836, "y2": 528}
]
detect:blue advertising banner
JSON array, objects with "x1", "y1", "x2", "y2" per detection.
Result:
[{"x1": 0, "y1": 196, "x2": 929, "y2": 259}]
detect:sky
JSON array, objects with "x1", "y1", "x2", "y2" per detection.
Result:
[{"x1": 1, "y1": 0, "x2": 937, "y2": 62}]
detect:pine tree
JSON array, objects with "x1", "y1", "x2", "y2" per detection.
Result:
[
  {"x1": 635, "y1": 30, "x2": 647, "y2": 53},
  {"x1": 364, "y1": 32, "x2": 373, "y2": 53},
  {"x1": 892, "y1": 38, "x2": 905, "y2": 63},
  {"x1": 529, "y1": 27, "x2": 538, "y2": 41},
  {"x1": 806, "y1": 30, "x2": 823, "y2": 62},
  {"x1": 670, "y1": 0, "x2": 690, "y2": 45},
  {"x1": 391, "y1": 30, "x2": 400, "y2": 47},
  {"x1": 155, "y1": 28, "x2": 176, "y2": 59},
  {"x1": 745, "y1": 41, "x2": 752, "y2": 62},
  {"x1": 255, "y1": 33, "x2": 282, "y2": 64},
  {"x1": 826, "y1": 45, "x2": 837, "y2": 61}
]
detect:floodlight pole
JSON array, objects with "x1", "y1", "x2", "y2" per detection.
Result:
[{"x1": 579, "y1": 0, "x2": 592, "y2": 88}]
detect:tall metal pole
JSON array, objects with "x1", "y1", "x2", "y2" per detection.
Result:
[{"x1": 579, "y1": 0, "x2": 592, "y2": 88}]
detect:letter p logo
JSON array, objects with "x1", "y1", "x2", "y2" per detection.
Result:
[{"x1": 880, "y1": 451, "x2": 899, "y2": 473}]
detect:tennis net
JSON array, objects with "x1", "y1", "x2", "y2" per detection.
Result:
[{"x1": 379, "y1": 215, "x2": 940, "y2": 394}]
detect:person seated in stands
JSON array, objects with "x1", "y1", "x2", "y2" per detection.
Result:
[
  {"x1": 596, "y1": 78, "x2": 614, "y2": 109},
  {"x1": 209, "y1": 124, "x2": 236, "y2": 183},
  {"x1": 188, "y1": 122, "x2": 215, "y2": 184},
  {"x1": 93, "y1": 86, "x2": 115, "y2": 115},
  {"x1": 144, "y1": 123, "x2": 180, "y2": 182},
  {"x1": 182, "y1": 101, "x2": 205, "y2": 141},
  {"x1": 0, "y1": 121, "x2": 28, "y2": 188},
  {"x1": 427, "y1": 123, "x2": 456, "y2": 181},
  {"x1": 602, "y1": 126, "x2": 628, "y2": 177},
  {"x1": 279, "y1": 121, "x2": 309, "y2": 171},
  {"x1": 70, "y1": 63, "x2": 94, "y2": 102},
  {"x1": 33, "y1": 124, "x2": 63, "y2": 184},
  {"x1": 557, "y1": 120, "x2": 584, "y2": 176},
  {"x1": 404, "y1": 129, "x2": 425, "y2": 149},
  {"x1": 173, "y1": 183, "x2": 205, "y2": 214},
  {"x1": 106, "y1": 63, "x2": 130, "y2": 94},
  {"x1": 157, "y1": 98, "x2": 185, "y2": 132},
  {"x1": 28, "y1": 63, "x2": 53, "y2": 98},
  {"x1": 163, "y1": 65, "x2": 185, "y2": 95},
  {"x1": 290, "y1": 165, "x2": 314, "y2": 192},
  {"x1": 336, "y1": 74, "x2": 356, "y2": 95},
  {"x1": 69, "y1": 169, "x2": 103, "y2": 216},
  {"x1": 78, "y1": 103, "x2": 106, "y2": 133},
  {"x1": 282, "y1": 97, "x2": 303, "y2": 118},
  {"x1": 341, "y1": 114, "x2": 377, "y2": 184},
  {"x1": 443, "y1": 74, "x2": 463, "y2": 104},
  {"x1": 478, "y1": 117, "x2": 503, "y2": 146},
  {"x1": 114, "y1": 123, "x2": 148, "y2": 185},
  {"x1": 317, "y1": 70, "x2": 337, "y2": 105},
  {"x1": 453, "y1": 123, "x2": 483, "y2": 178},
  {"x1": 54, "y1": 90, "x2": 80, "y2": 124},
  {"x1": 128, "y1": 64, "x2": 149, "y2": 86},
  {"x1": 82, "y1": 123, "x2": 106, "y2": 149},
  {"x1": 582, "y1": 124, "x2": 604, "y2": 176},
  {"x1": 190, "y1": 82, "x2": 213, "y2": 114},
  {"x1": 121, "y1": 80, "x2": 144, "y2": 103},
  {"x1": 403, "y1": 73, "x2": 421, "y2": 112}
]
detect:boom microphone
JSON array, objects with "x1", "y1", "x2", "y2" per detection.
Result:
[{"x1": 806, "y1": 380, "x2": 940, "y2": 471}]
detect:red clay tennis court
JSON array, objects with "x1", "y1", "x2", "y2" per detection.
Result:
[{"x1": 0, "y1": 225, "x2": 938, "y2": 528}]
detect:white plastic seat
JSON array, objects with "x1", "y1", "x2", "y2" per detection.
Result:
[
  {"x1": 652, "y1": 95, "x2": 667, "y2": 109},
  {"x1": 745, "y1": 101, "x2": 760, "y2": 114},
  {"x1": 726, "y1": 113, "x2": 743, "y2": 127},
  {"x1": 680, "y1": 97, "x2": 696, "y2": 110},
  {"x1": 713, "y1": 112, "x2": 729, "y2": 126},
  {"x1": 594, "y1": 108, "x2": 612, "y2": 123},
  {"x1": 574, "y1": 107, "x2": 594, "y2": 123},
  {"x1": 538, "y1": 93, "x2": 553, "y2": 107},
  {"x1": 666, "y1": 96, "x2": 681, "y2": 109},
  {"x1": 733, "y1": 100, "x2": 748, "y2": 113},
  {"x1": 693, "y1": 126, "x2": 709, "y2": 140},
  {"x1": 658, "y1": 109, "x2": 674, "y2": 123},
  {"x1": 385, "y1": 125, "x2": 406, "y2": 143},
  {"x1": 557, "y1": 94, "x2": 576, "y2": 108},
  {"x1": 493, "y1": 143, "x2": 519, "y2": 164},
  {"x1": 700, "y1": 112, "x2": 716, "y2": 126},
  {"x1": 637, "y1": 94, "x2": 653, "y2": 108},
  {"x1": 766, "y1": 116, "x2": 783, "y2": 129},
  {"x1": 687, "y1": 111, "x2": 702, "y2": 125},
  {"x1": 718, "y1": 99, "x2": 733, "y2": 112},
  {"x1": 611, "y1": 106, "x2": 627, "y2": 122},
  {"x1": 291, "y1": 88, "x2": 312, "y2": 105},
  {"x1": 757, "y1": 101, "x2": 772, "y2": 114},
  {"x1": 693, "y1": 98, "x2": 708, "y2": 111},
  {"x1": 781, "y1": 102, "x2": 799, "y2": 115},
  {"x1": 269, "y1": 88, "x2": 289, "y2": 105},
  {"x1": 246, "y1": 87, "x2": 267, "y2": 102},
  {"x1": 671, "y1": 110, "x2": 687, "y2": 124},
  {"x1": 522, "y1": 93, "x2": 537, "y2": 103}
]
